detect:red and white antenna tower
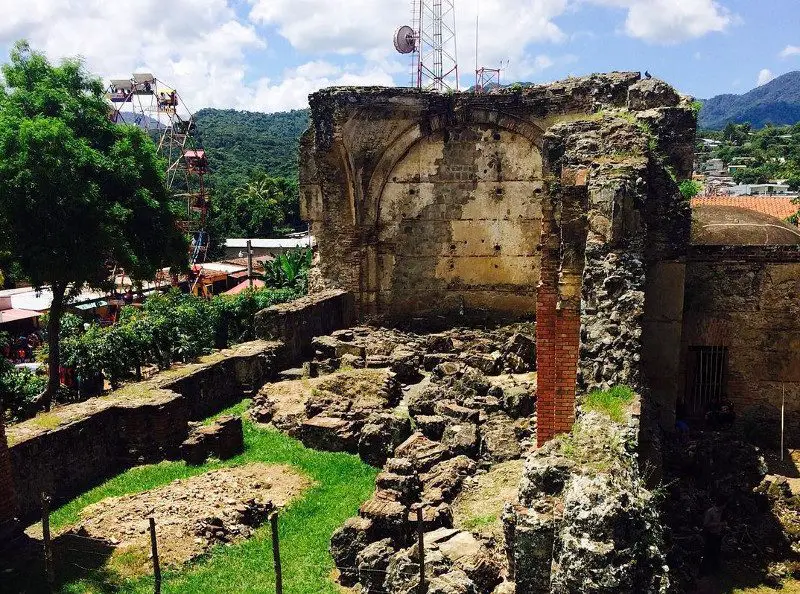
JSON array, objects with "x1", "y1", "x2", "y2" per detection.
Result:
[{"x1": 394, "y1": 0, "x2": 459, "y2": 91}]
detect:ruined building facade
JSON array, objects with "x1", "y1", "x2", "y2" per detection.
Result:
[{"x1": 301, "y1": 73, "x2": 695, "y2": 443}]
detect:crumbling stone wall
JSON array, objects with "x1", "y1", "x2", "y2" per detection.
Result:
[
  {"x1": 302, "y1": 73, "x2": 667, "y2": 318},
  {"x1": 534, "y1": 84, "x2": 692, "y2": 443},
  {"x1": 255, "y1": 289, "x2": 356, "y2": 363},
  {"x1": 504, "y1": 402, "x2": 670, "y2": 594},
  {"x1": 682, "y1": 245, "x2": 800, "y2": 446},
  {"x1": 302, "y1": 74, "x2": 695, "y2": 443},
  {"x1": 0, "y1": 418, "x2": 17, "y2": 541},
  {"x1": 5, "y1": 340, "x2": 280, "y2": 523}
]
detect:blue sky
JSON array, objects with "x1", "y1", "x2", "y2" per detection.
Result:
[{"x1": 0, "y1": 0, "x2": 798, "y2": 112}]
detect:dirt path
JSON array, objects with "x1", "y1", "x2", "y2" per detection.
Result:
[{"x1": 66, "y1": 463, "x2": 310, "y2": 569}]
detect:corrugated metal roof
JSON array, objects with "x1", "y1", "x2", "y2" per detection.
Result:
[{"x1": 225, "y1": 238, "x2": 315, "y2": 249}]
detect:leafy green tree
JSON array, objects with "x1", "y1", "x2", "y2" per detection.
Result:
[
  {"x1": 210, "y1": 173, "x2": 300, "y2": 241},
  {"x1": 0, "y1": 42, "x2": 187, "y2": 410}
]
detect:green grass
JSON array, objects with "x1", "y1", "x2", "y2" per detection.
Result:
[
  {"x1": 461, "y1": 513, "x2": 498, "y2": 531},
  {"x1": 8, "y1": 400, "x2": 379, "y2": 594},
  {"x1": 583, "y1": 385, "x2": 635, "y2": 423}
]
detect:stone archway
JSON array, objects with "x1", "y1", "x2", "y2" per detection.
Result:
[{"x1": 364, "y1": 112, "x2": 546, "y2": 315}]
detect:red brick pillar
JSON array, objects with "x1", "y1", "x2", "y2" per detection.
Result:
[
  {"x1": 536, "y1": 168, "x2": 588, "y2": 447},
  {"x1": 536, "y1": 208, "x2": 558, "y2": 445},
  {"x1": 0, "y1": 417, "x2": 17, "y2": 536}
]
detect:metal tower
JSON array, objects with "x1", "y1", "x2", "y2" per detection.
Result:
[{"x1": 395, "y1": 0, "x2": 459, "y2": 91}]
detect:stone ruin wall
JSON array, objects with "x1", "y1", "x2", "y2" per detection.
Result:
[
  {"x1": 683, "y1": 245, "x2": 800, "y2": 446},
  {"x1": 301, "y1": 74, "x2": 696, "y2": 443},
  {"x1": 0, "y1": 419, "x2": 16, "y2": 540},
  {"x1": 0, "y1": 290, "x2": 354, "y2": 532}
]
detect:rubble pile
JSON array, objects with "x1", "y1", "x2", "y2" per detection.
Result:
[
  {"x1": 662, "y1": 432, "x2": 800, "y2": 591},
  {"x1": 301, "y1": 323, "x2": 539, "y2": 594},
  {"x1": 249, "y1": 321, "x2": 536, "y2": 593},
  {"x1": 63, "y1": 464, "x2": 309, "y2": 567}
]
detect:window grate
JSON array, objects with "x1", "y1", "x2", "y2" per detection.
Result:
[{"x1": 685, "y1": 346, "x2": 728, "y2": 418}]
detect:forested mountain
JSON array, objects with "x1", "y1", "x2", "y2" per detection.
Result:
[
  {"x1": 699, "y1": 71, "x2": 800, "y2": 130},
  {"x1": 192, "y1": 108, "x2": 310, "y2": 246},
  {"x1": 193, "y1": 108, "x2": 309, "y2": 196}
]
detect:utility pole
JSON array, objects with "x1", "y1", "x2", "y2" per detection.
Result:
[{"x1": 247, "y1": 240, "x2": 253, "y2": 289}]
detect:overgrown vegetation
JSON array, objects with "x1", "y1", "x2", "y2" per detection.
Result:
[
  {"x1": 261, "y1": 249, "x2": 313, "y2": 293},
  {"x1": 679, "y1": 179, "x2": 702, "y2": 199},
  {"x1": 2, "y1": 288, "x2": 299, "y2": 423},
  {"x1": 3, "y1": 402, "x2": 379, "y2": 594},
  {"x1": 582, "y1": 385, "x2": 635, "y2": 423}
]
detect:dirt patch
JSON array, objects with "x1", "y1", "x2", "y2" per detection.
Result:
[
  {"x1": 65, "y1": 463, "x2": 310, "y2": 571},
  {"x1": 452, "y1": 459, "x2": 524, "y2": 542}
]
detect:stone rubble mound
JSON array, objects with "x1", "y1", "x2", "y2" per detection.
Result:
[{"x1": 307, "y1": 323, "x2": 537, "y2": 593}]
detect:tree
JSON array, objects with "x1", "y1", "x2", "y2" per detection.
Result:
[
  {"x1": 0, "y1": 41, "x2": 187, "y2": 410},
  {"x1": 210, "y1": 173, "x2": 300, "y2": 241}
]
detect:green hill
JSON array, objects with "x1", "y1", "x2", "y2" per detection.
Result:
[
  {"x1": 193, "y1": 108, "x2": 309, "y2": 195},
  {"x1": 699, "y1": 71, "x2": 800, "y2": 129}
]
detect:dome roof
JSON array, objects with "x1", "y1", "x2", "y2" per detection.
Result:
[{"x1": 691, "y1": 205, "x2": 800, "y2": 246}]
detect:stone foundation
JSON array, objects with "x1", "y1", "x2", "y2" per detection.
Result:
[
  {"x1": 2, "y1": 290, "x2": 357, "y2": 527},
  {"x1": 6, "y1": 340, "x2": 279, "y2": 523}
]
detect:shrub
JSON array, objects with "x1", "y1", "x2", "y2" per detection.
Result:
[
  {"x1": 261, "y1": 249, "x2": 312, "y2": 292},
  {"x1": 3, "y1": 287, "x2": 301, "y2": 421},
  {"x1": 0, "y1": 365, "x2": 46, "y2": 422},
  {"x1": 679, "y1": 179, "x2": 702, "y2": 199}
]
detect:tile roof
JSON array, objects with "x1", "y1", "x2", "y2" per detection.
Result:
[{"x1": 692, "y1": 195, "x2": 799, "y2": 222}]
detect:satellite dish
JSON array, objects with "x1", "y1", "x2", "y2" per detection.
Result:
[{"x1": 394, "y1": 26, "x2": 416, "y2": 54}]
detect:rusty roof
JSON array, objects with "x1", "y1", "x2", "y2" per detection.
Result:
[{"x1": 692, "y1": 195, "x2": 799, "y2": 222}]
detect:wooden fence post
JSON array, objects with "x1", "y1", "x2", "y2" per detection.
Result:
[
  {"x1": 149, "y1": 517, "x2": 162, "y2": 594},
  {"x1": 41, "y1": 493, "x2": 55, "y2": 593},
  {"x1": 417, "y1": 506, "x2": 426, "y2": 594},
  {"x1": 271, "y1": 512, "x2": 283, "y2": 594}
]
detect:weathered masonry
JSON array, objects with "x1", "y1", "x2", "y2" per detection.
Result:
[
  {"x1": 301, "y1": 73, "x2": 695, "y2": 444},
  {"x1": 0, "y1": 419, "x2": 16, "y2": 540},
  {"x1": 682, "y1": 243, "x2": 800, "y2": 445}
]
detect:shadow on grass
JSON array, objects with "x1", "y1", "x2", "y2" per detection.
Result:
[{"x1": 2, "y1": 399, "x2": 378, "y2": 594}]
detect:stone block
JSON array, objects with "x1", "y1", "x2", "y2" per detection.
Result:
[
  {"x1": 180, "y1": 415, "x2": 244, "y2": 466},
  {"x1": 299, "y1": 416, "x2": 360, "y2": 453}
]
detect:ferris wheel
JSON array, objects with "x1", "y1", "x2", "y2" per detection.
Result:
[{"x1": 106, "y1": 73, "x2": 210, "y2": 265}]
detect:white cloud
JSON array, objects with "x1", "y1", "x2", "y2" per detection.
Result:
[
  {"x1": 249, "y1": 0, "x2": 569, "y2": 81},
  {"x1": 780, "y1": 45, "x2": 800, "y2": 58},
  {"x1": 0, "y1": 0, "x2": 741, "y2": 112},
  {"x1": 589, "y1": 0, "x2": 733, "y2": 44},
  {"x1": 246, "y1": 62, "x2": 395, "y2": 112},
  {"x1": 0, "y1": 0, "x2": 265, "y2": 109},
  {"x1": 757, "y1": 68, "x2": 776, "y2": 86}
]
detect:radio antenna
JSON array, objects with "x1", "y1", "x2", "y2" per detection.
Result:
[{"x1": 394, "y1": 0, "x2": 459, "y2": 91}]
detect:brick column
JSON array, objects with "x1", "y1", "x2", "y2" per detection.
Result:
[
  {"x1": 536, "y1": 168, "x2": 588, "y2": 447},
  {"x1": 536, "y1": 192, "x2": 559, "y2": 445},
  {"x1": 0, "y1": 417, "x2": 17, "y2": 539}
]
